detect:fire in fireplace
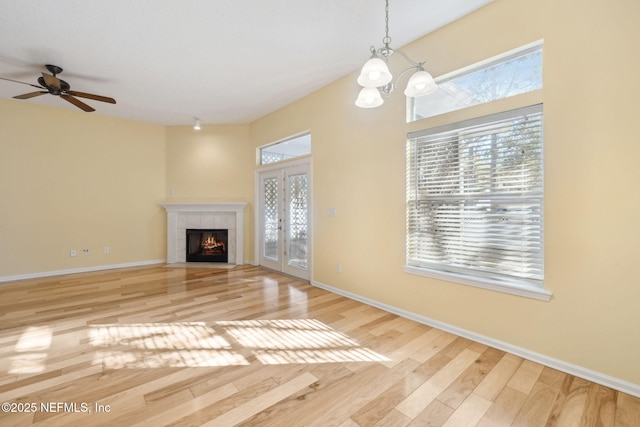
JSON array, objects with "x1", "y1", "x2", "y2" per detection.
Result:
[{"x1": 186, "y1": 229, "x2": 228, "y2": 263}]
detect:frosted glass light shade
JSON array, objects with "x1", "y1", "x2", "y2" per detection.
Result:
[
  {"x1": 355, "y1": 87, "x2": 384, "y2": 108},
  {"x1": 357, "y1": 57, "x2": 392, "y2": 88},
  {"x1": 404, "y1": 70, "x2": 437, "y2": 97}
]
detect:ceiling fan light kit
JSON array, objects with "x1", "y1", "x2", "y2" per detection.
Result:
[
  {"x1": 356, "y1": 0, "x2": 438, "y2": 108},
  {"x1": 0, "y1": 64, "x2": 116, "y2": 112}
]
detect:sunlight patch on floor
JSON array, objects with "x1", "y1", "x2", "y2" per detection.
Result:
[
  {"x1": 89, "y1": 322, "x2": 247, "y2": 369},
  {"x1": 86, "y1": 319, "x2": 388, "y2": 369},
  {"x1": 93, "y1": 349, "x2": 250, "y2": 369},
  {"x1": 9, "y1": 326, "x2": 52, "y2": 374},
  {"x1": 89, "y1": 322, "x2": 231, "y2": 350}
]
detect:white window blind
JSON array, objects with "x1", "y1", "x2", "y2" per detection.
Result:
[{"x1": 406, "y1": 104, "x2": 543, "y2": 287}]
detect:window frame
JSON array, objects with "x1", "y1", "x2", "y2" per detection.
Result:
[
  {"x1": 408, "y1": 40, "x2": 543, "y2": 122},
  {"x1": 404, "y1": 104, "x2": 550, "y2": 301},
  {"x1": 258, "y1": 132, "x2": 312, "y2": 166}
]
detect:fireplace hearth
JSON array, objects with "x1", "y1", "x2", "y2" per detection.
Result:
[{"x1": 186, "y1": 229, "x2": 228, "y2": 263}]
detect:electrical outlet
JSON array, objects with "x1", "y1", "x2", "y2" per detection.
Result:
[
  {"x1": 104, "y1": 246, "x2": 110, "y2": 254},
  {"x1": 83, "y1": 249, "x2": 90, "y2": 256},
  {"x1": 70, "y1": 249, "x2": 76, "y2": 257},
  {"x1": 336, "y1": 263, "x2": 342, "y2": 273}
]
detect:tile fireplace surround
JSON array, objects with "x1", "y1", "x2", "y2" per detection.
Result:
[{"x1": 160, "y1": 202, "x2": 247, "y2": 265}]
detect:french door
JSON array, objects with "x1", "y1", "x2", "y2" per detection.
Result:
[{"x1": 258, "y1": 161, "x2": 311, "y2": 280}]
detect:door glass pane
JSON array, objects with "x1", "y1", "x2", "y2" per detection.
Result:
[
  {"x1": 287, "y1": 173, "x2": 308, "y2": 269},
  {"x1": 263, "y1": 177, "x2": 279, "y2": 260}
]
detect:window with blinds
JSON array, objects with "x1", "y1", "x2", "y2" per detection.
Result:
[{"x1": 406, "y1": 104, "x2": 543, "y2": 288}]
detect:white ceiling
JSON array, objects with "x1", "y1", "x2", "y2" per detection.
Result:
[{"x1": 0, "y1": 0, "x2": 491, "y2": 126}]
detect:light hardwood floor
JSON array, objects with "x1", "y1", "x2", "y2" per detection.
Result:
[{"x1": 0, "y1": 265, "x2": 639, "y2": 426}]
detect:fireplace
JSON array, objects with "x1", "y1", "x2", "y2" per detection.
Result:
[
  {"x1": 186, "y1": 229, "x2": 228, "y2": 263},
  {"x1": 160, "y1": 202, "x2": 247, "y2": 265}
]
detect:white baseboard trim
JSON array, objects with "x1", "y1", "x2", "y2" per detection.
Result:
[
  {"x1": 0, "y1": 259, "x2": 167, "y2": 284},
  {"x1": 311, "y1": 279, "x2": 640, "y2": 399}
]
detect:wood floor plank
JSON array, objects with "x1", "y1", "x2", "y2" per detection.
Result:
[
  {"x1": 507, "y1": 359, "x2": 545, "y2": 394},
  {"x1": 436, "y1": 346, "x2": 504, "y2": 409},
  {"x1": 246, "y1": 363, "x2": 390, "y2": 426},
  {"x1": 473, "y1": 353, "x2": 523, "y2": 401},
  {"x1": 369, "y1": 315, "x2": 423, "y2": 336},
  {"x1": 615, "y1": 391, "x2": 640, "y2": 427},
  {"x1": 381, "y1": 326, "x2": 440, "y2": 368},
  {"x1": 304, "y1": 357, "x2": 421, "y2": 427},
  {"x1": 351, "y1": 350, "x2": 453, "y2": 425},
  {"x1": 545, "y1": 375, "x2": 590, "y2": 426},
  {"x1": 0, "y1": 265, "x2": 637, "y2": 426},
  {"x1": 441, "y1": 392, "x2": 493, "y2": 427},
  {"x1": 131, "y1": 382, "x2": 238, "y2": 427},
  {"x1": 168, "y1": 375, "x2": 284, "y2": 426},
  {"x1": 338, "y1": 418, "x2": 362, "y2": 427},
  {"x1": 374, "y1": 409, "x2": 412, "y2": 427},
  {"x1": 511, "y1": 381, "x2": 559, "y2": 427},
  {"x1": 476, "y1": 386, "x2": 528, "y2": 427},
  {"x1": 0, "y1": 364, "x2": 102, "y2": 403},
  {"x1": 201, "y1": 372, "x2": 318, "y2": 426},
  {"x1": 395, "y1": 348, "x2": 481, "y2": 418},
  {"x1": 409, "y1": 399, "x2": 454, "y2": 426},
  {"x1": 410, "y1": 329, "x2": 458, "y2": 363},
  {"x1": 579, "y1": 383, "x2": 617, "y2": 427}
]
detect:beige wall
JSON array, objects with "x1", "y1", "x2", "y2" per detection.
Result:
[
  {"x1": 0, "y1": 100, "x2": 166, "y2": 277},
  {"x1": 249, "y1": 0, "x2": 640, "y2": 385},
  {"x1": 165, "y1": 125, "x2": 254, "y2": 260}
]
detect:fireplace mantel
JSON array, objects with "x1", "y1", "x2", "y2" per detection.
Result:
[{"x1": 160, "y1": 202, "x2": 247, "y2": 264}]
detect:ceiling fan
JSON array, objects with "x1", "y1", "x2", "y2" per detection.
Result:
[{"x1": 0, "y1": 64, "x2": 116, "y2": 112}]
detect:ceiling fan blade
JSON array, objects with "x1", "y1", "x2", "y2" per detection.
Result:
[
  {"x1": 13, "y1": 91, "x2": 48, "y2": 100},
  {"x1": 67, "y1": 90, "x2": 116, "y2": 104},
  {"x1": 41, "y1": 72, "x2": 62, "y2": 90},
  {"x1": 61, "y1": 94, "x2": 95, "y2": 112},
  {"x1": 0, "y1": 76, "x2": 45, "y2": 89}
]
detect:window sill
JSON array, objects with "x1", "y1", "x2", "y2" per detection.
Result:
[{"x1": 403, "y1": 265, "x2": 552, "y2": 301}]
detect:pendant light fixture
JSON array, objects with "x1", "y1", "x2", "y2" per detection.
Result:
[
  {"x1": 356, "y1": 0, "x2": 438, "y2": 108},
  {"x1": 194, "y1": 118, "x2": 201, "y2": 130}
]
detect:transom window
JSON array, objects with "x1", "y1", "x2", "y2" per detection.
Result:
[
  {"x1": 405, "y1": 105, "x2": 545, "y2": 298},
  {"x1": 409, "y1": 41, "x2": 542, "y2": 122},
  {"x1": 260, "y1": 133, "x2": 311, "y2": 165}
]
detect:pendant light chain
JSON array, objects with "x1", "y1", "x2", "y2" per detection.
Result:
[{"x1": 383, "y1": 0, "x2": 391, "y2": 48}]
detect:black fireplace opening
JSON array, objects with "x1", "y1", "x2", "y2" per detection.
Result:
[{"x1": 186, "y1": 229, "x2": 228, "y2": 263}]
